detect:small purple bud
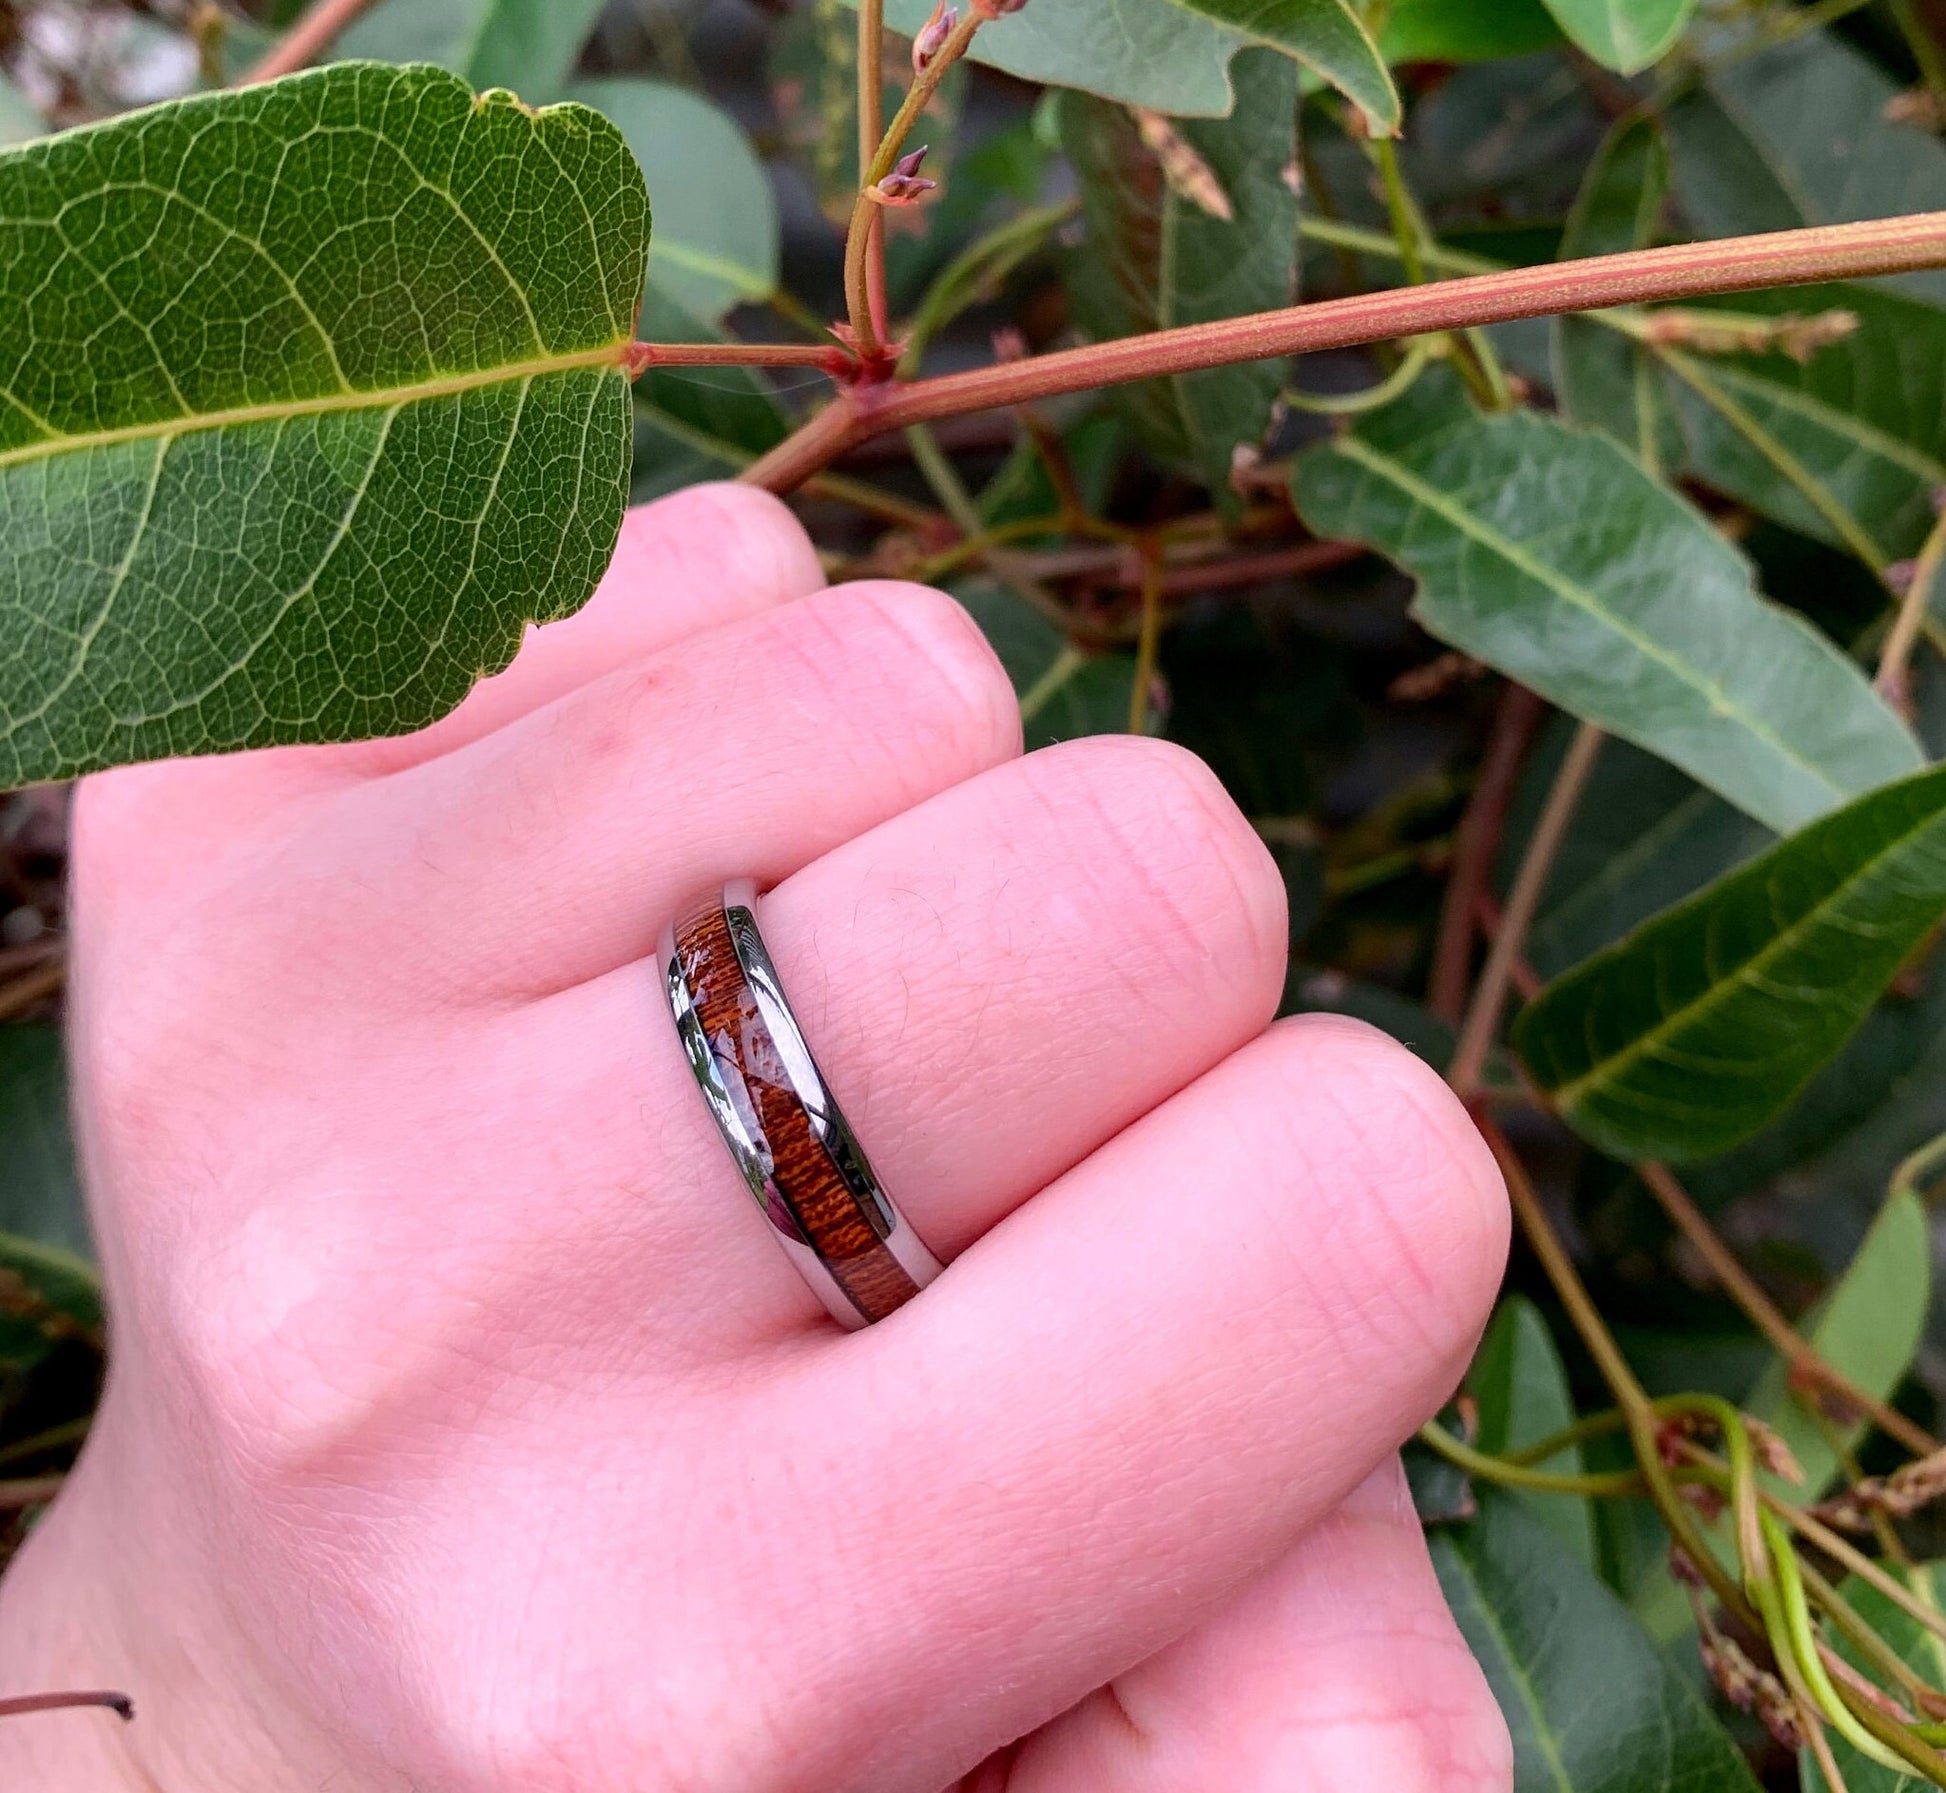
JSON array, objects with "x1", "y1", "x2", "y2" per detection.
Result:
[{"x1": 912, "y1": 2, "x2": 957, "y2": 71}]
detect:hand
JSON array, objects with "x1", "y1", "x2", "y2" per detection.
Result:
[{"x1": 0, "y1": 484, "x2": 1512, "y2": 1792}]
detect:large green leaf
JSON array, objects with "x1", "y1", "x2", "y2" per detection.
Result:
[
  {"x1": 1062, "y1": 50, "x2": 1298, "y2": 501},
  {"x1": 1292, "y1": 377, "x2": 1921, "y2": 835},
  {"x1": 1801, "y1": 1564, "x2": 1946, "y2": 1793},
  {"x1": 860, "y1": 0, "x2": 1240, "y2": 116},
  {"x1": 1666, "y1": 30, "x2": 1946, "y2": 306},
  {"x1": 1745, "y1": 1190, "x2": 1929, "y2": 1499},
  {"x1": 0, "y1": 1027, "x2": 99, "y2": 1379},
  {"x1": 1539, "y1": 0, "x2": 1695, "y2": 73},
  {"x1": 1157, "y1": 0, "x2": 1397, "y2": 130},
  {"x1": 859, "y1": 0, "x2": 1396, "y2": 125},
  {"x1": 568, "y1": 79, "x2": 777, "y2": 322},
  {"x1": 1379, "y1": 0, "x2": 1564, "y2": 63},
  {"x1": 0, "y1": 62, "x2": 648, "y2": 786},
  {"x1": 337, "y1": 0, "x2": 607, "y2": 102},
  {"x1": 1470, "y1": 1297, "x2": 1597, "y2": 1568},
  {"x1": 1505, "y1": 729, "x2": 1772, "y2": 981},
  {"x1": 1663, "y1": 283, "x2": 1946, "y2": 565},
  {"x1": 1431, "y1": 1490, "x2": 1762, "y2": 1793},
  {"x1": 1515, "y1": 761, "x2": 1946, "y2": 1163},
  {"x1": 1553, "y1": 113, "x2": 1681, "y2": 474}
]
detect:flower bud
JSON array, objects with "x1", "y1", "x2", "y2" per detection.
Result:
[{"x1": 912, "y1": 1, "x2": 957, "y2": 72}]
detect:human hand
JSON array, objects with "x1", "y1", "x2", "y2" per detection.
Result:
[{"x1": 0, "y1": 485, "x2": 1512, "y2": 1792}]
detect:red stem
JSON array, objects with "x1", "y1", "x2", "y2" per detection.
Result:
[
  {"x1": 0, "y1": 1691, "x2": 133, "y2": 1722},
  {"x1": 625, "y1": 342, "x2": 842, "y2": 372},
  {"x1": 241, "y1": 0, "x2": 382, "y2": 81},
  {"x1": 1429, "y1": 685, "x2": 1543, "y2": 1025},
  {"x1": 745, "y1": 211, "x2": 1946, "y2": 492}
]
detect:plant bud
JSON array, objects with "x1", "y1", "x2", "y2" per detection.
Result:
[
  {"x1": 912, "y1": 2, "x2": 958, "y2": 71},
  {"x1": 872, "y1": 146, "x2": 938, "y2": 206}
]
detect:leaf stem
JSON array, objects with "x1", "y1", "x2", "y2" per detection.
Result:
[
  {"x1": 241, "y1": 0, "x2": 384, "y2": 83},
  {"x1": 1284, "y1": 339, "x2": 1432, "y2": 415},
  {"x1": 1893, "y1": 1126, "x2": 1946, "y2": 1205},
  {"x1": 0, "y1": 958, "x2": 64, "y2": 1022},
  {"x1": 1429, "y1": 686, "x2": 1544, "y2": 1025},
  {"x1": 1878, "y1": 503, "x2": 1946, "y2": 715},
  {"x1": 1450, "y1": 722, "x2": 1603, "y2": 1097},
  {"x1": 630, "y1": 342, "x2": 842, "y2": 369},
  {"x1": 859, "y1": 0, "x2": 888, "y2": 349},
  {"x1": 1416, "y1": 1420, "x2": 1646, "y2": 1496},
  {"x1": 1474, "y1": 1113, "x2": 1756, "y2": 1629},
  {"x1": 1637, "y1": 1160, "x2": 1940, "y2": 1459},
  {"x1": 750, "y1": 212, "x2": 1946, "y2": 490},
  {"x1": 0, "y1": 1475, "x2": 63, "y2": 1509},
  {"x1": 903, "y1": 423, "x2": 983, "y2": 536},
  {"x1": 843, "y1": 7, "x2": 987, "y2": 358},
  {"x1": 1373, "y1": 139, "x2": 1426, "y2": 288}
]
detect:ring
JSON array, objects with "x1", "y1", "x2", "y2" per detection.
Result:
[{"x1": 658, "y1": 880, "x2": 943, "y2": 1328}]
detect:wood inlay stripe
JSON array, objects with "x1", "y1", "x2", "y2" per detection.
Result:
[{"x1": 674, "y1": 892, "x2": 919, "y2": 1323}]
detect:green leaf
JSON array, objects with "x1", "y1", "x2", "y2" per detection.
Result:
[
  {"x1": 860, "y1": 0, "x2": 1243, "y2": 118},
  {"x1": 1505, "y1": 729, "x2": 1772, "y2": 981},
  {"x1": 0, "y1": 1026, "x2": 100, "y2": 1378},
  {"x1": 1745, "y1": 1190, "x2": 1929, "y2": 1499},
  {"x1": 1800, "y1": 1564, "x2": 1946, "y2": 1793},
  {"x1": 1515, "y1": 761, "x2": 1946, "y2": 1163},
  {"x1": 1667, "y1": 30, "x2": 1946, "y2": 306},
  {"x1": 1661, "y1": 283, "x2": 1946, "y2": 564},
  {"x1": 1157, "y1": 0, "x2": 1398, "y2": 132},
  {"x1": 1291, "y1": 375, "x2": 1921, "y2": 835},
  {"x1": 1469, "y1": 1298, "x2": 1597, "y2": 1568},
  {"x1": 1538, "y1": 0, "x2": 1695, "y2": 73},
  {"x1": 629, "y1": 287, "x2": 787, "y2": 505},
  {"x1": 953, "y1": 578, "x2": 1136, "y2": 748},
  {"x1": 0, "y1": 62, "x2": 648, "y2": 786},
  {"x1": 337, "y1": 0, "x2": 607, "y2": 102},
  {"x1": 1431, "y1": 1490, "x2": 1762, "y2": 1793},
  {"x1": 1062, "y1": 49, "x2": 1298, "y2": 501},
  {"x1": 566, "y1": 79, "x2": 776, "y2": 322},
  {"x1": 1379, "y1": 0, "x2": 1564, "y2": 63},
  {"x1": 1553, "y1": 113, "x2": 1682, "y2": 474}
]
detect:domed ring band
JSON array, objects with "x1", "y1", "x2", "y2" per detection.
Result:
[{"x1": 658, "y1": 879, "x2": 944, "y2": 1328}]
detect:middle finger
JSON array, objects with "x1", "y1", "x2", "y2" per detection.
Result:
[{"x1": 514, "y1": 731, "x2": 1289, "y2": 1345}]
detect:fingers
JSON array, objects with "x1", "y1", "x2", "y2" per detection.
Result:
[
  {"x1": 376, "y1": 575, "x2": 1024, "y2": 989},
  {"x1": 508, "y1": 733, "x2": 1287, "y2": 1340},
  {"x1": 759, "y1": 1016, "x2": 1508, "y2": 1789},
  {"x1": 342, "y1": 483, "x2": 826, "y2": 774},
  {"x1": 1000, "y1": 1460, "x2": 1512, "y2": 1793}
]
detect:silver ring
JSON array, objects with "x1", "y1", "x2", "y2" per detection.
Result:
[{"x1": 658, "y1": 879, "x2": 943, "y2": 1328}]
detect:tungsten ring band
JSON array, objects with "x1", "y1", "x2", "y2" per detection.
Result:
[{"x1": 658, "y1": 879, "x2": 944, "y2": 1328}]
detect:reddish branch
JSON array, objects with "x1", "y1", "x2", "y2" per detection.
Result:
[
  {"x1": 1428, "y1": 686, "x2": 1543, "y2": 1025},
  {"x1": 741, "y1": 211, "x2": 1946, "y2": 492},
  {"x1": 241, "y1": 0, "x2": 383, "y2": 83}
]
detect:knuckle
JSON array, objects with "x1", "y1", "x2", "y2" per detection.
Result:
[
  {"x1": 631, "y1": 481, "x2": 824, "y2": 599},
  {"x1": 1256, "y1": 1015, "x2": 1510, "y2": 1380},
  {"x1": 1028, "y1": 734, "x2": 1287, "y2": 1012},
  {"x1": 811, "y1": 579, "x2": 1023, "y2": 766}
]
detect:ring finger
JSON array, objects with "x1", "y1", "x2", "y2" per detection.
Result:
[{"x1": 503, "y1": 728, "x2": 1290, "y2": 1347}]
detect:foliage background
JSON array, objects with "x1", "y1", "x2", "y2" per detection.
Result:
[{"x1": 8, "y1": 0, "x2": 1946, "y2": 1784}]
